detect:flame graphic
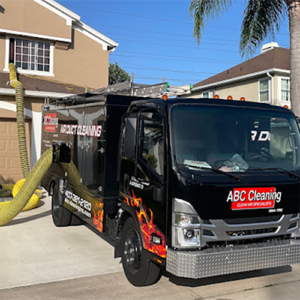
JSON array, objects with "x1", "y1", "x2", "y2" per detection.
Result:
[
  {"x1": 124, "y1": 191, "x2": 166, "y2": 258},
  {"x1": 93, "y1": 201, "x2": 104, "y2": 232}
]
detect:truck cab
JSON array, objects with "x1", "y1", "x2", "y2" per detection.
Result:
[{"x1": 119, "y1": 98, "x2": 300, "y2": 283}]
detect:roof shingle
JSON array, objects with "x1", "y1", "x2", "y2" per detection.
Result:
[
  {"x1": 0, "y1": 72, "x2": 88, "y2": 95},
  {"x1": 194, "y1": 47, "x2": 290, "y2": 88}
]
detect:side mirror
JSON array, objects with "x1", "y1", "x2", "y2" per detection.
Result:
[{"x1": 124, "y1": 117, "x2": 137, "y2": 160}]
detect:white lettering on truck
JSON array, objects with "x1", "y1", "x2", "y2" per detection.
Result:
[
  {"x1": 65, "y1": 190, "x2": 92, "y2": 218},
  {"x1": 60, "y1": 124, "x2": 102, "y2": 137},
  {"x1": 226, "y1": 187, "x2": 282, "y2": 210},
  {"x1": 251, "y1": 130, "x2": 270, "y2": 141}
]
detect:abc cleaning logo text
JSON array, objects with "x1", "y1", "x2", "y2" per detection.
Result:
[
  {"x1": 227, "y1": 187, "x2": 282, "y2": 210},
  {"x1": 44, "y1": 113, "x2": 58, "y2": 133}
]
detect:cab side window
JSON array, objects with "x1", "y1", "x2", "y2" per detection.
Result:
[{"x1": 140, "y1": 112, "x2": 164, "y2": 176}]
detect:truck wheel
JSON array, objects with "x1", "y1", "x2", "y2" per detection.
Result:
[
  {"x1": 121, "y1": 217, "x2": 161, "y2": 286},
  {"x1": 52, "y1": 184, "x2": 72, "y2": 227}
]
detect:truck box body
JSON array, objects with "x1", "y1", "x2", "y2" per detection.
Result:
[
  {"x1": 42, "y1": 94, "x2": 134, "y2": 227},
  {"x1": 41, "y1": 94, "x2": 300, "y2": 286}
]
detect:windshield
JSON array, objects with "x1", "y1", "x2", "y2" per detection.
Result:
[{"x1": 170, "y1": 104, "x2": 300, "y2": 172}]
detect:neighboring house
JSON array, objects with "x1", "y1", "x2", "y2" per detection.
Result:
[
  {"x1": 187, "y1": 43, "x2": 291, "y2": 109},
  {"x1": 0, "y1": 0, "x2": 117, "y2": 183}
]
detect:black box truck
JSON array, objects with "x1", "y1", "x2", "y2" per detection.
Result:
[{"x1": 41, "y1": 93, "x2": 300, "y2": 286}]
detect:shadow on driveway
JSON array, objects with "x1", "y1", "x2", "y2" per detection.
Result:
[
  {"x1": 2, "y1": 200, "x2": 51, "y2": 226},
  {"x1": 166, "y1": 265, "x2": 292, "y2": 287}
]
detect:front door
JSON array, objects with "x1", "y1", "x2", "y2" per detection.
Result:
[{"x1": 123, "y1": 109, "x2": 167, "y2": 258}]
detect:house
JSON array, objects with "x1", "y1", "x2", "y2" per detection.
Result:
[
  {"x1": 0, "y1": 0, "x2": 117, "y2": 183},
  {"x1": 187, "y1": 43, "x2": 290, "y2": 109}
]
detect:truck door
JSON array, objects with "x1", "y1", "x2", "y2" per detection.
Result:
[
  {"x1": 65, "y1": 106, "x2": 104, "y2": 196},
  {"x1": 83, "y1": 105, "x2": 106, "y2": 197},
  {"x1": 68, "y1": 107, "x2": 85, "y2": 182},
  {"x1": 125, "y1": 110, "x2": 167, "y2": 244}
]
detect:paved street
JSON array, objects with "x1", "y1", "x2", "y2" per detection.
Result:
[{"x1": 1, "y1": 194, "x2": 300, "y2": 299}]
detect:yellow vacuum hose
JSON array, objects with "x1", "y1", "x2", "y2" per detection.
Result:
[{"x1": 0, "y1": 147, "x2": 53, "y2": 226}]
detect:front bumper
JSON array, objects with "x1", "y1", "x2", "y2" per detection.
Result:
[{"x1": 166, "y1": 239, "x2": 300, "y2": 279}]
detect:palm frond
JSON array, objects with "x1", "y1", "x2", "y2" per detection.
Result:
[
  {"x1": 240, "y1": 0, "x2": 287, "y2": 59},
  {"x1": 190, "y1": 0, "x2": 233, "y2": 44}
]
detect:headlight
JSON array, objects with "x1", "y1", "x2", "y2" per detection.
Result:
[
  {"x1": 172, "y1": 198, "x2": 202, "y2": 249},
  {"x1": 174, "y1": 213, "x2": 200, "y2": 227}
]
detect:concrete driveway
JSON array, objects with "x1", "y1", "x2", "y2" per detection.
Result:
[
  {"x1": 0, "y1": 194, "x2": 122, "y2": 289},
  {"x1": 1, "y1": 194, "x2": 300, "y2": 299}
]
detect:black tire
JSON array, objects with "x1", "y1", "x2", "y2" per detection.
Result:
[
  {"x1": 121, "y1": 217, "x2": 161, "y2": 286},
  {"x1": 52, "y1": 184, "x2": 72, "y2": 227}
]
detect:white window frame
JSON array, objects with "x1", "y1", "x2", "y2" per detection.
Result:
[
  {"x1": 258, "y1": 78, "x2": 270, "y2": 103},
  {"x1": 278, "y1": 76, "x2": 291, "y2": 103},
  {"x1": 202, "y1": 91, "x2": 209, "y2": 98},
  {"x1": 4, "y1": 36, "x2": 54, "y2": 77}
]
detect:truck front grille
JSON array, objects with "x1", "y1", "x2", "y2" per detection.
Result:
[
  {"x1": 226, "y1": 227, "x2": 277, "y2": 236},
  {"x1": 201, "y1": 214, "x2": 299, "y2": 247},
  {"x1": 223, "y1": 215, "x2": 282, "y2": 224}
]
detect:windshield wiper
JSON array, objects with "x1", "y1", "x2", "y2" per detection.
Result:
[
  {"x1": 181, "y1": 164, "x2": 242, "y2": 181},
  {"x1": 248, "y1": 167, "x2": 300, "y2": 180}
]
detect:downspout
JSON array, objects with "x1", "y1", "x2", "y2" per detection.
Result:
[{"x1": 267, "y1": 72, "x2": 274, "y2": 105}]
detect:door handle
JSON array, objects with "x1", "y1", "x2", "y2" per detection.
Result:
[{"x1": 124, "y1": 174, "x2": 130, "y2": 193}]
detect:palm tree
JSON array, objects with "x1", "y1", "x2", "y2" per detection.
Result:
[{"x1": 190, "y1": 0, "x2": 300, "y2": 116}]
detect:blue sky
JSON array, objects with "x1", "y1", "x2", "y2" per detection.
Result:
[{"x1": 59, "y1": 0, "x2": 290, "y2": 87}]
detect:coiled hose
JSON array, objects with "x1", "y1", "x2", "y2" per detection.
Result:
[
  {"x1": 9, "y1": 63, "x2": 30, "y2": 178},
  {"x1": 0, "y1": 184, "x2": 14, "y2": 197},
  {"x1": 0, "y1": 147, "x2": 53, "y2": 226}
]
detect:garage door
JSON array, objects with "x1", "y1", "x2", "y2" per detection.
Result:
[{"x1": 0, "y1": 118, "x2": 31, "y2": 184}]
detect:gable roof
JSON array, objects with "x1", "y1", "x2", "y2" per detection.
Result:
[
  {"x1": 0, "y1": 71, "x2": 88, "y2": 98},
  {"x1": 193, "y1": 47, "x2": 290, "y2": 90},
  {"x1": 34, "y1": 0, "x2": 80, "y2": 23},
  {"x1": 33, "y1": 0, "x2": 118, "y2": 50}
]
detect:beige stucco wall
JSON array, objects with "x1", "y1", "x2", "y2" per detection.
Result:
[
  {"x1": 188, "y1": 72, "x2": 291, "y2": 108},
  {"x1": 214, "y1": 79, "x2": 260, "y2": 102},
  {"x1": 0, "y1": 0, "x2": 71, "y2": 40},
  {"x1": 0, "y1": 96, "x2": 44, "y2": 115},
  {"x1": 54, "y1": 28, "x2": 109, "y2": 89},
  {"x1": 26, "y1": 97, "x2": 44, "y2": 113},
  {"x1": 0, "y1": 36, "x2": 5, "y2": 71},
  {"x1": 0, "y1": 94, "x2": 44, "y2": 170},
  {"x1": 188, "y1": 75, "x2": 284, "y2": 104},
  {"x1": 0, "y1": 108, "x2": 17, "y2": 119},
  {"x1": 0, "y1": 0, "x2": 110, "y2": 89},
  {"x1": 188, "y1": 79, "x2": 259, "y2": 102}
]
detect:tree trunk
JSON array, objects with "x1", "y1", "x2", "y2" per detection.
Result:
[{"x1": 287, "y1": 0, "x2": 300, "y2": 117}]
